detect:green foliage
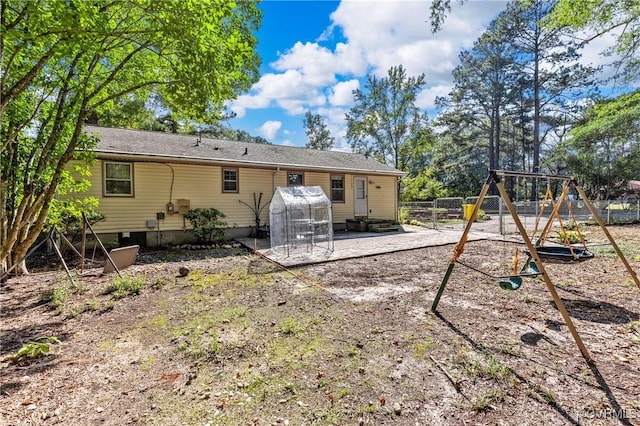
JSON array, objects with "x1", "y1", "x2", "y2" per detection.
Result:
[
  {"x1": 11, "y1": 337, "x2": 60, "y2": 365},
  {"x1": 107, "y1": 275, "x2": 145, "y2": 299},
  {"x1": 429, "y1": 0, "x2": 456, "y2": 32},
  {"x1": 172, "y1": 316, "x2": 221, "y2": 360},
  {"x1": 413, "y1": 336, "x2": 436, "y2": 357},
  {"x1": 184, "y1": 208, "x2": 228, "y2": 244},
  {"x1": 303, "y1": 111, "x2": 335, "y2": 150},
  {"x1": 90, "y1": 97, "x2": 167, "y2": 131},
  {"x1": 471, "y1": 390, "x2": 505, "y2": 412},
  {"x1": 0, "y1": 0, "x2": 261, "y2": 270},
  {"x1": 400, "y1": 168, "x2": 448, "y2": 201},
  {"x1": 280, "y1": 317, "x2": 305, "y2": 335},
  {"x1": 571, "y1": 91, "x2": 640, "y2": 143},
  {"x1": 398, "y1": 206, "x2": 410, "y2": 223},
  {"x1": 555, "y1": 229, "x2": 584, "y2": 244},
  {"x1": 563, "y1": 91, "x2": 640, "y2": 198},
  {"x1": 547, "y1": 0, "x2": 640, "y2": 80},
  {"x1": 436, "y1": 0, "x2": 598, "y2": 187},
  {"x1": 346, "y1": 65, "x2": 435, "y2": 175},
  {"x1": 196, "y1": 123, "x2": 271, "y2": 144},
  {"x1": 49, "y1": 284, "x2": 70, "y2": 312},
  {"x1": 47, "y1": 197, "x2": 105, "y2": 237}
]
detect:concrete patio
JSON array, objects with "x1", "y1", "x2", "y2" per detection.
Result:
[{"x1": 236, "y1": 224, "x2": 500, "y2": 268}]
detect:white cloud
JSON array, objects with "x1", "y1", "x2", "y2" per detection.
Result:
[
  {"x1": 328, "y1": 79, "x2": 359, "y2": 106},
  {"x1": 330, "y1": 0, "x2": 504, "y2": 82},
  {"x1": 259, "y1": 121, "x2": 282, "y2": 140},
  {"x1": 417, "y1": 84, "x2": 452, "y2": 110},
  {"x1": 229, "y1": 93, "x2": 271, "y2": 118},
  {"x1": 271, "y1": 41, "x2": 366, "y2": 85},
  {"x1": 230, "y1": 0, "x2": 509, "y2": 146}
]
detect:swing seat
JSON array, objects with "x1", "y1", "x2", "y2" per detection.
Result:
[
  {"x1": 527, "y1": 247, "x2": 594, "y2": 262},
  {"x1": 499, "y1": 276, "x2": 522, "y2": 291},
  {"x1": 523, "y1": 260, "x2": 539, "y2": 277}
]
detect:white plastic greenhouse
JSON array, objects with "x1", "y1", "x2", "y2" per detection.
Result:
[{"x1": 269, "y1": 186, "x2": 334, "y2": 258}]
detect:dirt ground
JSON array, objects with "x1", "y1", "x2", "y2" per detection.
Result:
[{"x1": 1, "y1": 224, "x2": 639, "y2": 425}]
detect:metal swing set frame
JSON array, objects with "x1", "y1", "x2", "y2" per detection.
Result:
[{"x1": 431, "y1": 170, "x2": 640, "y2": 362}]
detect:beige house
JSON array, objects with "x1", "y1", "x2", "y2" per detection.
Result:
[{"x1": 79, "y1": 126, "x2": 404, "y2": 247}]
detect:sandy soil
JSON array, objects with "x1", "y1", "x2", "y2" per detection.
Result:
[{"x1": 1, "y1": 225, "x2": 639, "y2": 425}]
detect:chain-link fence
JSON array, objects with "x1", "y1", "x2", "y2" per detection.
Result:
[{"x1": 400, "y1": 198, "x2": 640, "y2": 236}]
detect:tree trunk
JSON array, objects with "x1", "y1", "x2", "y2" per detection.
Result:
[{"x1": 531, "y1": 29, "x2": 541, "y2": 201}]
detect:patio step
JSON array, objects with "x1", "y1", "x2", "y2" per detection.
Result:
[{"x1": 368, "y1": 222, "x2": 401, "y2": 233}]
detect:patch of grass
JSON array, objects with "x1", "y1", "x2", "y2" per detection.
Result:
[
  {"x1": 172, "y1": 315, "x2": 220, "y2": 360},
  {"x1": 499, "y1": 342, "x2": 519, "y2": 356},
  {"x1": 280, "y1": 316, "x2": 304, "y2": 335},
  {"x1": 590, "y1": 241, "x2": 640, "y2": 259},
  {"x1": 66, "y1": 298, "x2": 100, "y2": 318},
  {"x1": 151, "y1": 277, "x2": 170, "y2": 290},
  {"x1": 554, "y1": 230, "x2": 585, "y2": 244},
  {"x1": 141, "y1": 315, "x2": 168, "y2": 329},
  {"x1": 140, "y1": 357, "x2": 156, "y2": 371},
  {"x1": 413, "y1": 336, "x2": 436, "y2": 358},
  {"x1": 267, "y1": 336, "x2": 324, "y2": 372},
  {"x1": 186, "y1": 269, "x2": 273, "y2": 291},
  {"x1": 49, "y1": 283, "x2": 70, "y2": 312},
  {"x1": 527, "y1": 384, "x2": 556, "y2": 405},
  {"x1": 471, "y1": 390, "x2": 505, "y2": 412},
  {"x1": 347, "y1": 346, "x2": 359, "y2": 357},
  {"x1": 75, "y1": 280, "x2": 91, "y2": 294},
  {"x1": 245, "y1": 375, "x2": 266, "y2": 394},
  {"x1": 337, "y1": 387, "x2": 350, "y2": 398},
  {"x1": 106, "y1": 274, "x2": 145, "y2": 299},
  {"x1": 358, "y1": 401, "x2": 376, "y2": 413},
  {"x1": 485, "y1": 355, "x2": 510, "y2": 379},
  {"x1": 455, "y1": 351, "x2": 510, "y2": 381},
  {"x1": 221, "y1": 306, "x2": 249, "y2": 323},
  {"x1": 102, "y1": 299, "x2": 116, "y2": 312},
  {"x1": 283, "y1": 381, "x2": 297, "y2": 395}
]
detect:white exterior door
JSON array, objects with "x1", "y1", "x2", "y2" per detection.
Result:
[{"x1": 354, "y1": 176, "x2": 368, "y2": 216}]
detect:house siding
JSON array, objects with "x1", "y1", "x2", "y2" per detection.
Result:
[
  {"x1": 366, "y1": 175, "x2": 398, "y2": 219},
  {"x1": 79, "y1": 159, "x2": 399, "y2": 241}
]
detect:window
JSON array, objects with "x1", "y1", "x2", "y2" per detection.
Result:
[
  {"x1": 222, "y1": 168, "x2": 238, "y2": 193},
  {"x1": 104, "y1": 161, "x2": 133, "y2": 196},
  {"x1": 330, "y1": 174, "x2": 345, "y2": 202},
  {"x1": 288, "y1": 172, "x2": 304, "y2": 186}
]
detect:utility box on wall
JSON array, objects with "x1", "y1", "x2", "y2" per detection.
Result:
[{"x1": 178, "y1": 199, "x2": 190, "y2": 214}]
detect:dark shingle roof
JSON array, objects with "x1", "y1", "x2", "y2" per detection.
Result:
[{"x1": 85, "y1": 126, "x2": 404, "y2": 176}]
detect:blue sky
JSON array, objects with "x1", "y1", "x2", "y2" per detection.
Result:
[
  {"x1": 226, "y1": 0, "x2": 506, "y2": 149},
  {"x1": 226, "y1": 1, "x2": 618, "y2": 150}
]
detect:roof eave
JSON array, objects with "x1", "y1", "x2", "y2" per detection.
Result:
[{"x1": 94, "y1": 150, "x2": 406, "y2": 177}]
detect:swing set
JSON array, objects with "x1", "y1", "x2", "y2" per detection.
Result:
[{"x1": 431, "y1": 170, "x2": 640, "y2": 362}]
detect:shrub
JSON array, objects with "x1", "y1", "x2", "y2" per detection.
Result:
[
  {"x1": 399, "y1": 206, "x2": 409, "y2": 223},
  {"x1": 184, "y1": 208, "x2": 228, "y2": 244},
  {"x1": 555, "y1": 229, "x2": 584, "y2": 244}
]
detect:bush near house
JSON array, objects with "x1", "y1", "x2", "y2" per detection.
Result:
[{"x1": 183, "y1": 208, "x2": 228, "y2": 244}]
